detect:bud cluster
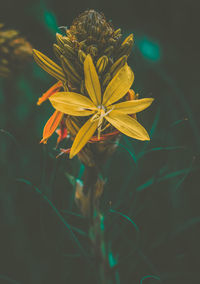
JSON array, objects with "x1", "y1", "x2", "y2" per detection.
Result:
[
  {"x1": 53, "y1": 10, "x2": 134, "y2": 93},
  {"x1": 50, "y1": 10, "x2": 134, "y2": 166}
]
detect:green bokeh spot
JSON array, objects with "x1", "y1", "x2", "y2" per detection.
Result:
[
  {"x1": 30, "y1": 1, "x2": 58, "y2": 35},
  {"x1": 138, "y1": 37, "x2": 161, "y2": 61},
  {"x1": 44, "y1": 10, "x2": 58, "y2": 34}
]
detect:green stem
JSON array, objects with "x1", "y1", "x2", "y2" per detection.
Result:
[{"x1": 82, "y1": 166, "x2": 116, "y2": 284}]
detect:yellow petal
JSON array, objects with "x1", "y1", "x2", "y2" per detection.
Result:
[
  {"x1": 49, "y1": 92, "x2": 97, "y2": 116},
  {"x1": 102, "y1": 64, "x2": 134, "y2": 106},
  {"x1": 84, "y1": 54, "x2": 101, "y2": 105},
  {"x1": 33, "y1": 49, "x2": 66, "y2": 82},
  {"x1": 105, "y1": 111, "x2": 150, "y2": 141},
  {"x1": 109, "y1": 98, "x2": 154, "y2": 114},
  {"x1": 70, "y1": 116, "x2": 98, "y2": 158},
  {"x1": 40, "y1": 110, "x2": 63, "y2": 144}
]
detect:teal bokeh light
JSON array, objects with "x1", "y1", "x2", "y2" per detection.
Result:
[
  {"x1": 44, "y1": 10, "x2": 58, "y2": 34},
  {"x1": 30, "y1": 1, "x2": 59, "y2": 35},
  {"x1": 138, "y1": 37, "x2": 161, "y2": 61}
]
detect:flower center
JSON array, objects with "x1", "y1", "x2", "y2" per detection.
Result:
[
  {"x1": 91, "y1": 105, "x2": 114, "y2": 140},
  {"x1": 97, "y1": 105, "x2": 106, "y2": 115}
]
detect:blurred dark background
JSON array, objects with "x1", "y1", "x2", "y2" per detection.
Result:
[{"x1": 0, "y1": 0, "x2": 200, "y2": 283}]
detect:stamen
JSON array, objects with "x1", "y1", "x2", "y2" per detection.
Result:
[
  {"x1": 91, "y1": 113, "x2": 100, "y2": 122},
  {"x1": 104, "y1": 106, "x2": 114, "y2": 116},
  {"x1": 91, "y1": 105, "x2": 115, "y2": 139},
  {"x1": 101, "y1": 123, "x2": 111, "y2": 132}
]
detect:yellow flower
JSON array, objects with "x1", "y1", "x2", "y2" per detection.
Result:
[{"x1": 49, "y1": 54, "x2": 154, "y2": 159}]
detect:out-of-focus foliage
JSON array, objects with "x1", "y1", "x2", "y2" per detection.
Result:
[
  {"x1": 0, "y1": 0, "x2": 200, "y2": 284},
  {"x1": 0, "y1": 24, "x2": 32, "y2": 77}
]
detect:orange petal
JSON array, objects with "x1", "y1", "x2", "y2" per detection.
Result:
[
  {"x1": 56, "y1": 120, "x2": 68, "y2": 145},
  {"x1": 127, "y1": 89, "x2": 137, "y2": 119},
  {"x1": 37, "y1": 81, "x2": 63, "y2": 106},
  {"x1": 89, "y1": 130, "x2": 120, "y2": 142},
  {"x1": 40, "y1": 110, "x2": 63, "y2": 144},
  {"x1": 56, "y1": 148, "x2": 71, "y2": 158},
  {"x1": 127, "y1": 89, "x2": 136, "y2": 101}
]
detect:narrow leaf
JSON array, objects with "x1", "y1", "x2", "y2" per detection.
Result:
[
  {"x1": 84, "y1": 54, "x2": 101, "y2": 105},
  {"x1": 103, "y1": 64, "x2": 134, "y2": 106},
  {"x1": 70, "y1": 116, "x2": 98, "y2": 158}
]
